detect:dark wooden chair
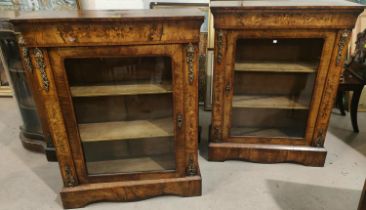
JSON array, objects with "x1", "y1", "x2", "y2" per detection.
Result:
[{"x1": 336, "y1": 29, "x2": 366, "y2": 133}]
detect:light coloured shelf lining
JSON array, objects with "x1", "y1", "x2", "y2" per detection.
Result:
[
  {"x1": 79, "y1": 117, "x2": 173, "y2": 142},
  {"x1": 232, "y1": 95, "x2": 309, "y2": 110},
  {"x1": 86, "y1": 154, "x2": 175, "y2": 174},
  {"x1": 70, "y1": 84, "x2": 172, "y2": 97},
  {"x1": 231, "y1": 127, "x2": 304, "y2": 138},
  {"x1": 235, "y1": 61, "x2": 317, "y2": 73}
]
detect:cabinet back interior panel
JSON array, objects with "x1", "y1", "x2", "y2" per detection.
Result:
[
  {"x1": 235, "y1": 38, "x2": 324, "y2": 62},
  {"x1": 230, "y1": 38, "x2": 323, "y2": 139},
  {"x1": 64, "y1": 55, "x2": 176, "y2": 175}
]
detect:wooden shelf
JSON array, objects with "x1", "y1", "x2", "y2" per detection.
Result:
[
  {"x1": 70, "y1": 84, "x2": 172, "y2": 97},
  {"x1": 231, "y1": 127, "x2": 304, "y2": 138},
  {"x1": 9, "y1": 68, "x2": 24, "y2": 73},
  {"x1": 235, "y1": 61, "x2": 317, "y2": 73},
  {"x1": 79, "y1": 117, "x2": 173, "y2": 142},
  {"x1": 232, "y1": 95, "x2": 308, "y2": 109},
  {"x1": 86, "y1": 154, "x2": 175, "y2": 174}
]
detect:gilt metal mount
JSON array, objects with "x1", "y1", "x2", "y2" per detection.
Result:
[
  {"x1": 21, "y1": 47, "x2": 33, "y2": 72},
  {"x1": 64, "y1": 166, "x2": 77, "y2": 187},
  {"x1": 217, "y1": 30, "x2": 224, "y2": 64},
  {"x1": 34, "y1": 48, "x2": 49, "y2": 91},
  {"x1": 336, "y1": 30, "x2": 351, "y2": 66},
  {"x1": 314, "y1": 128, "x2": 325, "y2": 147},
  {"x1": 186, "y1": 43, "x2": 195, "y2": 85},
  {"x1": 213, "y1": 126, "x2": 222, "y2": 142},
  {"x1": 186, "y1": 154, "x2": 197, "y2": 176}
]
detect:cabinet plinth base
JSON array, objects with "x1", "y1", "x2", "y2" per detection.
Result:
[
  {"x1": 208, "y1": 142, "x2": 327, "y2": 167},
  {"x1": 19, "y1": 131, "x2": 57, "y2": 162},
  {"x1": 60, "y1": 175, "x2": 202, "y2": 209},
  {"x1": 19, "y1": 132, "x2": 45, "y2": 153}
]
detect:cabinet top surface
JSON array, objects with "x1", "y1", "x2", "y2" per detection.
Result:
[
  {"x1": 0, "y1": 11, "x2": 16, "y2": 20},
  {"x1": 10, "y1": 8, "x2": 204, "y2": 23},
  {"x1": 211, "y1": 0, "x2": 364, "y2": 9}
]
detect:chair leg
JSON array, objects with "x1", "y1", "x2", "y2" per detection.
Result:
[
  {"x1": 350, "y1": 88, "x2": 363, "y2": 133},
  {"x1": 337, "y1": 90, "x2": 346, "y2": 116}
]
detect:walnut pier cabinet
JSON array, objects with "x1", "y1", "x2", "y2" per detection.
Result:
[
  {"x1": 209, "y1": 1, "x2": 364, "y2": 166},
  {"x1": 11, "y1": 9, "x2": 204, "y2": 208}
]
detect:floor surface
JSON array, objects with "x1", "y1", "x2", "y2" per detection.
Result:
[{"x1": 0, "y1": 97, "x2": 365, "y2": 210}]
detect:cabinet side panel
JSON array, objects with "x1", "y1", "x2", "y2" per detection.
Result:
[
  {"x1": 304, "y1": 32, "x2": 336, "y2": 145},
  {"x1": 17, "y1": 46, "x2": 54, "y2": 156},
  {"x1": 312, "y1": 29, "x2": 353, "y2": 147}
]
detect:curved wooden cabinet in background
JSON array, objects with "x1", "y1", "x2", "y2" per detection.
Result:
[
  {"x1": 11, "y1": 9, "x2": 204, "y2": 208},
  {"x1": 0, "y1": 11, "x2": 56, "y2": 161},
  {"x1": 209, "y1": 0, "x2": 364, "y2": 166}
]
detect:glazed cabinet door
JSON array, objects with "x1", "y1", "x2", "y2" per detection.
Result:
[
  {"x1": 48, "y1": 44, "x2": 189, "y2": 183},
  {"x1": 220, "y1": 30, "x2": 337, "y2": 145}
]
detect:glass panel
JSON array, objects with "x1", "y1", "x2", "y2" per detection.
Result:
[
  {"x1": 231, "y1": 38, "x2": 324, "y2": 138},
  {"x1": 64, "y1": 56, "x2": 175, "y2": 175}
]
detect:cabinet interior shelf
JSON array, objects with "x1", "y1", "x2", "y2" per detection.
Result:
[
  {"x1": 231, "y1": 127, "x2": 304, "y2": 138},
  {"x1": 79, "y1": 117, "x2": 173, "y2": 142},
  {"x1": 232, "y1": 95, "x2": 308, "y2": 110},
  {"x1": 86, "y1": 154, "x2": 175, "y2": 174},
  {"x1": 234, "y1": 61, "x2": 317, "y2": 73},
  {"x1": 70, "y1": 84, "x2": 172, "y2": 97},
  {"x1": 9, "y1": 68, "x2": 24, "y2": 73}
]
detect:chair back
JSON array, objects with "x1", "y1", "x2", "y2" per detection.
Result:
[{"x1": 349, "y1": 29, "x2": 366, "y2": 82}]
